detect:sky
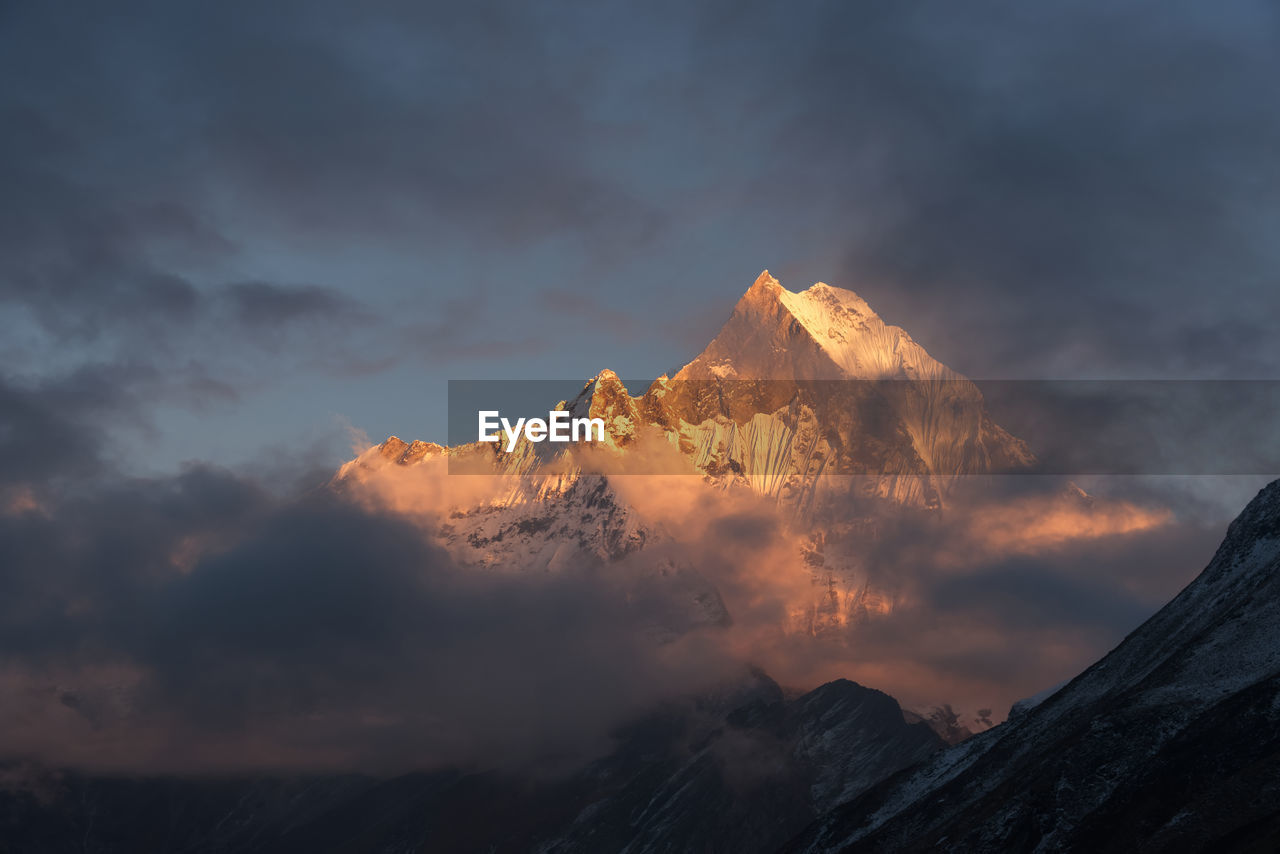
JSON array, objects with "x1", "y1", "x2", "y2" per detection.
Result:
[
  {"x1": 2, "y1": 0, "x2": 1280, "y2": 776},
  {"x1": 3, "y1": 0, "x2": 1280, "y2": 474}
]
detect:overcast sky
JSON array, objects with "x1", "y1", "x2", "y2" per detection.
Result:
[
  {"x1": 3, "y1": 0, "x2": 1280, "y2": 777},
  {"x1": 3, "y1": 0, "x2": 1279, "y2": 472}
]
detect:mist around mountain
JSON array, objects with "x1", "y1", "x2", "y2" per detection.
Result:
[
  {"x1": 339, "y1": 271, "x2": 1173, "y2": 722},
  {"x1": 3, "y1": 477, "x2": 1277, "y2": 852},
  {"x1": 0, "y1": 672, "x2": 946, "y2": 853}
]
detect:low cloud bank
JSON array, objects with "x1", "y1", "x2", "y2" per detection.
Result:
[{"x1": 0, "y1": 404, "x2": 1239, "y2": 776}]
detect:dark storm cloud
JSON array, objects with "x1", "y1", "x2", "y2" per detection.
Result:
[
  {"x1": 926, "y1": 562, "x2": 1153, "y2": 634},
  {"x1": 979, "y1": 380, "x2": 1280, "y2": 475},
  {"x1": 0, "y1": 128, "x2": 383, "y2": 382},
  {"x1": 6, "y1": 0, "x2": 1275, "y2": 442},
  {"x1": 537, "y1": 288, "x2": 636, "y2": 337},
  {"x1": 184, "y1": 3, "x2": 664, "y2": 250},
  {"x1": 219, "y1": 282, "x2": 366, "y2": 329},
  {"x1": 0, "y1": 0, "x2": 675, "y2": 429},
  {"x1": 0, "y1": 138, "x2": 380, "y2": 372},
  {"x1": 0, "y1": 364, "x2": 205, "y2": 487},
  {"x1": 0, "y1": 0, "x2": 663, "y2": 257},
  {"x1": 681, "y1": 0, "x2": 1280, "y2": 378},
  {"x1": 0, "y1": 465, "x2": 745, "y2": 773},
  {"x1": 0, "y1": 360, "x2": 244, "y2": 496},
  {"x1": 0, "y1": 374, "x2": 115, "y2": 484},
  {"x1": 0, "y1": 364, "x2": 1242, "y2": 773},
  {"x1": 0, "y1": 385, "x2": 749, "y2": 773},
  {"x1": 0, "y1": 365, "x2": 704, "y2": 775}
]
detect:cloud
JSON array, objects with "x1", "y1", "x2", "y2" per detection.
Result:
[
  {"x1": 678, "y1": 0, "x2": 1280, "y2": 379},
  {"x1": 219, "y1": 281, "x2": 367, "y2": 330},
  {"x1": 537, "y1": 288, "x2": 636, "y2": 337},
  {"x1": 6, "y1": 0, "x2": 1277, "y2": 479},
  {"x1": 0, "y1": 385, "x2": 1234, "y2": 777},
  {"x1": 0, "y1": 0, "x2": 1272, "y2": 780},
  {"x1": 0, "y1": 1, "x2": 674, "y2": 454},
  {"x1": 0, "y1": 1, "x2": 666, "y2": 258},
  {"x1": 0, "y1": 457, "x2": 748, "y2": 773}
]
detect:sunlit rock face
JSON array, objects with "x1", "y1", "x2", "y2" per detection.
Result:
[
  {"x1": 346, "y1": 270, "x2": 1032, "y2": 494},
  {"x1": 336, "y1": 271, "x2": 1126, "y2": 646},
  {"x1": 653, "y1": 269, "x2": 1034, "y2": 510}
]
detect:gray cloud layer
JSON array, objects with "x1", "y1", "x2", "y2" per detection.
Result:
[
  {"x1": 5, "y1": 2, "x2": 1277, "y2": 389},
  {"x1": 1, "y1": 0, "x2": 1275, "y2": 775},
  {"x1": 0, "y1": 380, "x2": 1243, "y2": 774}
]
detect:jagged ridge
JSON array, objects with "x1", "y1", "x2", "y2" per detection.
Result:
[{"x1": 788, "y1": 480, "x2": 1280, "y2": 852}]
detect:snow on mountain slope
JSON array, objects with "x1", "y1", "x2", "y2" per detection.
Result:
[
  {"x1": 337, "y1": 270, "x2": 1151, "y2": 651},
  {"x1": 674, "y1": 270, "x2": 957, "y2": 382},
  {"x1": 777, "y1": 280, "x2": 952, "y2": 382},
  {"x1": 787, "y1": 478, "x2": 1280, "y2": 853},
  {"x1": 345, "y1": 271, "x2": 1033, "y2": 516},
  {"x1": 666, "y1": 271, "x2": 1034, "y2": 503}
]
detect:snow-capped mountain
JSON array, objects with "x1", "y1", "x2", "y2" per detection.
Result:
[
  {"x1": 8, "y1": 273, "x2": 1264, "y2": 854},
  {"x1": 336, "y1": 271, "x2": 1059, "y2": 642},
  {"x1": 345, "y1": 270, "x2": 1033, "y2": 506},
  {"x1": 787, "y1": 478, "x2": 1280, "y2": 852},
  {"x1": 340, "y1": 268, "x2": 1036, "y2": 542},
  {"x1": 652, "y1": 270, "x2": 1033, "y2": 509}
]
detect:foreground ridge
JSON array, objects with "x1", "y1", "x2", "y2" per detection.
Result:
[{"x1": 788, "y1": 480, "x2": 1280, "y2": 853}]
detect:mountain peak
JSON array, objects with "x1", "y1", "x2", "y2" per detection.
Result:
[
  {"x1": 675, "y1": 271, "x2": 942, "y2": 382},
  {"x1": 565, "y1": 368, "x2": 636, "y2": 424},
  {"x1": 736, "y1": 269, "x2": 784, "y2": 312},
  {"x1": 748, "y1": 268, "x2": 781, "y2": 292},
  {"x1": 787, "y1": 279, "x2": 881, "y2": 325}
]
